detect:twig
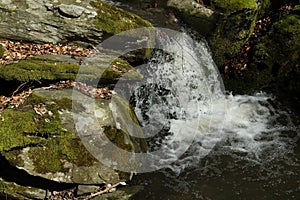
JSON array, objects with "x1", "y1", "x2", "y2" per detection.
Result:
[
  {"x1": 84, "y1": 182, "x2": 126, "y2": 200},
  {"x1": 11, "y1": 82, "x2": 28, "y2": 96}
]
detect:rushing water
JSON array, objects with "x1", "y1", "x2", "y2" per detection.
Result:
[
  {"x1": 111, "y1": 29, "x2": 300, "y2": 199},
  {"x1": 104, "y1": 1, "x2": 300, "y2": 199}
]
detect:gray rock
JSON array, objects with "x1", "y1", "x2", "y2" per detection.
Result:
[
  {"x1": 58, "y1": 4, "x2": 85, "y2": 18},
  {"x1": 0, "y1": 0, "x2": 151, "y2": 45},
  {"x1": 0, "y1": 178, "x2": 47, "y2": 200}
]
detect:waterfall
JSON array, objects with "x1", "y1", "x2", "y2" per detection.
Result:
[{"x1": 113, "y1": 29, "x2": 297, "y2": 174}]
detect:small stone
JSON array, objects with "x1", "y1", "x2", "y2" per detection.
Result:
[
  {"x1": 58, "y1": 4, "x2": 85, "y2": 18},
  {"x1": 77, "y1": 185, "x2": 99, "y2": 196}
]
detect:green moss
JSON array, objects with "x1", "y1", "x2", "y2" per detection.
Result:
[
  {"x1": 53, "y1": 97, "x2": 73, "y2": 111},
  {"x1": 91, "y1": 0, "x2": 152, "y2": 34},
  {"x1": 211, "y1": 0, "x2": 258, "y2": 13},
  {"x1": 0, "y1": 44, "x2": 4, "y2": 58},
  {"x1": 0, "y1": 92, "x2": 75, "y2": 153},
  {"x1": 61, "y1": 138, "x2": 98, "y2": 166},
  {"x1": 231, "y1": 11, "x2": 300, "y2": 95},
  {"x1": 254, "y1": 13, "x2": 300, "y2": 75},
  {"x1": 28, "y1": 139, "x2": 65, "y2": 173},
  {"x1": 22, "y1": 94, "x2": 70, "y2": 136},
  {"x1": 208, "y1": 6, "x2": 257, "y2": 66},
  {"x1": 0, "y1": 109, "x2": 41, "y2": 152},
  {"x1": 257, "y1": 0, "x2": 271, "y2": 19},
  {"x1": 28, "y1": 135, "x2": 98, "y2": 174},
  {"x1": 210, "y1": 36, "x2": 243, "y2": 66},
  {"x1": 112, "y1": 58, "x2": 133, "y2": 71},
  {"x1": 111, "y1": 96, "x2": 147, "y2": 153},
  {"x1": 0, "y1": 58, "x2": 79, "y2": 82},
  {"x1": 0, "y1": 55, "x2": 142, "y2": 83}
]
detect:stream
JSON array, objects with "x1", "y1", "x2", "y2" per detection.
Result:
[{"x1": 104, "y1": 1, "x2": 300, "y2": 199}]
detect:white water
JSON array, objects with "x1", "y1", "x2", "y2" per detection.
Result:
[{"x1": 114, "y1": 30, "x2": 296, "y2": 174}]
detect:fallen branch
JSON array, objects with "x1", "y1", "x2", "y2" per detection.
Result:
[{"x1": 84, "y1": 182, "x2": 126, "y2": 200}]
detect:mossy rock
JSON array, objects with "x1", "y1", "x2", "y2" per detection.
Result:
[
  {"x1": 0, "y1": 88, "x2": 147, "y2": 198},
  {"x1": 208, "y1": 0, "x2": 258, "y2": 66},
  {"x1": 252, "y1": 9, "x2": 300, "y2": 95},
  {"x1": 92, "y1": 0, "x2": 152, "y2": 35},
  {"x1": 0, "y1": 55, "x2": 142, "y2": 83},
  {"x1": 167, "y1": 0, "x2": 258, "y2": 67},
  {"x1": 224, "y1": 7, "x2": 300, "y2": 95},
  {"x1": 210, "y1": 0, "x2": 258, "y2": 13}
]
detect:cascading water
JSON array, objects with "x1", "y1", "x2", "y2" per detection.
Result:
[
  {"x1": 113, "y1": 29, "x2": 298, "y2": 176},
  {"x1": 111, "y1": 30, "x2": 299, "y2": 200}
]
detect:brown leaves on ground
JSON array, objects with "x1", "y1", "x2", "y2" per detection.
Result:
[
  {"x1": 0, "y1": 89, "x2": 32, "y2": 112},
  {"x1": 0, "y1": 80, "x2": 112, "y2": 113},
  {"x1": 45, "y1": 80, "x2": 112, "y2": 100},
  {"x1": 74, "y1": 82, "x2": 112, "y2": 100},
  {"x1": 0, "y1": 40, "x2": 96, "y2": 65}
]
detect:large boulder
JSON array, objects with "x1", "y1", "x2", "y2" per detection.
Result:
[
  {"x1": 0, "y1": 0, "x2": 151, "y2": 46},
  {"x1": 0, "y1": 88, "x2": 147, "y2": 199},
  {"x1": 167, "y1": 0, "x2": 258, "y2": 66}
]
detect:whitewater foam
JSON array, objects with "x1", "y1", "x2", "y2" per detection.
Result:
[{"x1": 120, "y1": 30, "x2": 297, "y2": 174}]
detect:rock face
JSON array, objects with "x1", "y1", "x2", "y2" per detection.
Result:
[
  {"x1": 252, "y1": 6, "x2": 300, "y2": 96},
  {"x1": 217, "y1": 4, "x2": 300, "y2": 95},
  {"x1": 167, "y1": 0, "x2": 258, "y2": 66},
  {"x1": 0, "y1": 88, "x2": 146, "y2": 199},
  {"x1": 0, "y1": 0, "x2": 151, "y2": 45}
]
